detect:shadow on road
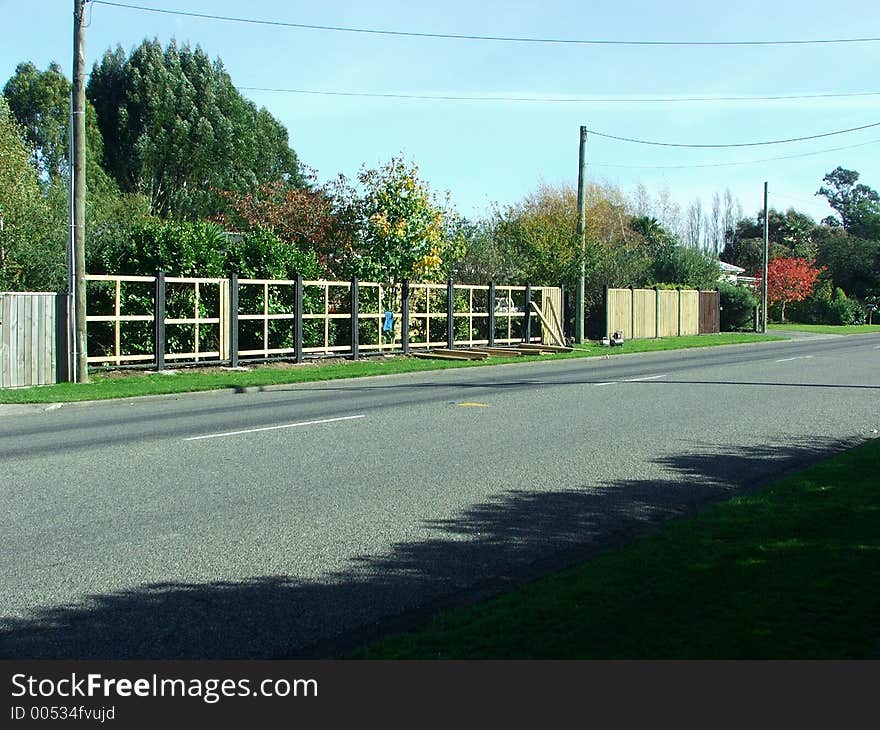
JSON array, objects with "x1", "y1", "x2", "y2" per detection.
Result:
[{"x1": 0, "y1": 436, "x2": 861, "y2": 659}]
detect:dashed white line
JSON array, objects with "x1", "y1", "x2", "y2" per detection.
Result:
[
  {"x1": 595, "y1": 374, "x2": 667, "y2": 386},
  {"x1": 775, "y1": 355, "x2": 814, "y2": 362},
  {"x1": 185, "y1": 414, "x2": 366, "y2": 441}
]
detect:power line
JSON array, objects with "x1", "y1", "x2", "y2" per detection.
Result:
[
  {"x1": 91, "y1": 1, "x2": 880, "y2": 47},
  {"x1": 590, "y1": 137, "x2": 880, "y2": 170},
  {"x1": 587, "y1": 120, "x2": 880, "y2": 148},
  {"x1": 240, "y1": 87, "x2": 880, "y2": 104}
]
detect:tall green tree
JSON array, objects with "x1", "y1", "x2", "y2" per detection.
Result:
[
  {"x1": 0, "y1": 96, "x2": 64, "y2": 290},
  {"x1": 3, "y1": 61, "x2": 111, "y2": 194},
  {"x1": 87, "y1": 39, "x2": 304, "y2": 219},
  {"x1": 814, "y1": 228, "x2": 880, "y2": 300},
  {"x1": 816, "y1": 167, "x2": 880, "y2": 240}
]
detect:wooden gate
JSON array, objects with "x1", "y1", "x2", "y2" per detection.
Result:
[{"x1": 699, "y1": 290, "x2": 720, "y2": 334}]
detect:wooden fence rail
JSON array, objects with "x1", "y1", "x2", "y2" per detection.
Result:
[{"x1": 83, "y1": 274, "x2": 562, "y2": 369}]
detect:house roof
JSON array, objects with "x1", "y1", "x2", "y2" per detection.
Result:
[{"x1": 719, "y1": 260, "x2": 746, "y2": 274}]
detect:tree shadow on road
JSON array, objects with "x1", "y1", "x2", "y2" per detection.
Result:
[{"x1": 0, "y1": 435, "x2": 862, "y2": 659}]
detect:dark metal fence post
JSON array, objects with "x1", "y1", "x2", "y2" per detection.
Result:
[
  {"x1": 446, "y1": 278, "x2": 454, "y2": 349},
  {"x1": 401, "y1": 280, "x2": 410, "y2": 355},
  {"x1": 350, "y1": 277, "x2": 359, "y2": 360},
  {"x1": 154, "y1": 271, "x2": 165, "y2": 371},
  {"x1": 294, "y1": 274, "x2": 303, "y2": 363},
  {"x1": 54, "y1": 293, "x2": 71, "y2": 383},
  {"x1": 229, "y1": 273, "x2": 239, "y2": 367},
  {"x1": 603, "y1": 285, "x2": 610, "y2": 339},
  {"x1": 523, "y1": 283, "x2": 532, "y2": 342},
  {"x1": 488, "y1": 281, "x2": 496, "y2": 347}
]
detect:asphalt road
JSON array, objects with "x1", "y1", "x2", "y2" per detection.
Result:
[{"x1": 1, "y1": 333, "x2": 878, "y2": 658}]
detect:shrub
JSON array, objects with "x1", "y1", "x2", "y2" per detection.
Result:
[{"x1": 719, "y1": 282, "x2": 757, "y2": 331}]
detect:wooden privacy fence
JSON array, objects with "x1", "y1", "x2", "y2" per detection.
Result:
[
  {"x1": 84, "y1": 274, "x2": 562, "y2": 368},
  {"x1": 605, "y1": 287, "x2": 719, "y2": 340},
  {"x1": 0, "y1": 292, "x2": 68, "y2": 388}
]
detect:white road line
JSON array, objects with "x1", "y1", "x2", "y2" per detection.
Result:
[
  {"x1": 185, "y1": 414, "x2": 366, "y2": 441},
  {"x1": 595, "y1": 374, "x2": 667, "y2": 386},
  {"x1": 775, "y1": 355, "x2": 814, "y2": 363}
]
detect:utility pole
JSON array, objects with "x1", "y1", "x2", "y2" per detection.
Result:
[
  {"x1": 72, "y1": 0, "x2": 89, "y2": 382},
  {"x1": 761, "y1": 181, "x2": 769, "y2": 334},
  {"x1": 575, "y1": 126, "x2": 588, "y2": 343}
]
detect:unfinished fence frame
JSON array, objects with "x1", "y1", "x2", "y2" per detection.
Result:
[
  {"x1": 605, "y1": 286, "x2": 720, "y2": 340},
  {"x1": 83, "y1": 273, "x2": 562, "y2": 369}
]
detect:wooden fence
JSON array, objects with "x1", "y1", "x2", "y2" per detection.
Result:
[
  {"x1": 84, "y1": 274, "x2": 562, "y2": 368},
  {"x1": 0, "y1": 292, "x2": 67, "y2": 388},
  {"x1": 605, "y1": 287, "x2": 719, "y2": 340}
]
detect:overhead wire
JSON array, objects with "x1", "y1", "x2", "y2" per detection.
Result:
[
  {"x1": 91, "y1": 1, "x2": 880, "y2": 47},
  {"x1": 589, "y1": 138, "x2": 880, "y2": 170},
  {"x1": 585, "y1": 121, "x2": 880, "y2": 148},
  {"x1": 90, "y1": 1, "x2": 880, "y2": 173},
  {"x1": 240, "y1": 87, "x2": 880, "y2": 104}
]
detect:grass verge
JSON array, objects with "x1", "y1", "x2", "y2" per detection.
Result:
[
  {"x1": 1, "y1": 333, "x2": 783, "y2": 404},
  {"x1": 352, "y1": 437, "x2": 880, "y2": 659},
  {"x1": 769, "y1": 323, "x2": 880, "y2": 335}
]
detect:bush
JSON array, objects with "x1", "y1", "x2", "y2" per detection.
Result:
[
  {"x1": 719, "y1": 282, "x2": 757, "y2": 331},
  {"x1": 785, "y1": 284, "x2": 864, "y2": 325}
]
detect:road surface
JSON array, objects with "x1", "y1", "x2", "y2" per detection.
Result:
[{"x1": 1, "y1": 333, "x2": 878, "y2": 658}]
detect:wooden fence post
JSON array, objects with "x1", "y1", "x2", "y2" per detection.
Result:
[
  {"x1": 655, "y1": 286, "x2": 660, "y2": 339},
  {"x1": 559, "y1": 284, "x2": 567, "y2": 340},
  {"x1": 523, "y1": 283, "x2": 532, "y2": 342},
  {"x1": 677, "y1": 287, "x2": 683, "y2": 337},
  {"x1": 629, "y1": 285, "x2": 636, "y2": 341},
  {"x1": 350, "y1": 277, "x2": 359, "y2": 361},
  {"x1": 154, "y1": 271, "x2": 165, "y2": 371}
]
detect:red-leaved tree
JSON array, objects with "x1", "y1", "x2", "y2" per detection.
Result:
[
  {"x1": 757, "y1": 257, "x2": 824, "y2": 322},
  {"x1": 216, "y1": 178, "x2": 356, "y2": 277}
]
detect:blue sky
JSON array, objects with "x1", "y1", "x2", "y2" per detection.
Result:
[{"x1": 3, "y1": 0, "x2": 880, "y2": 229}]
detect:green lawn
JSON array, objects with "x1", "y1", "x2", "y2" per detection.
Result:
[
  {"x1": 769, "y1": 323, "x2": 880, "y2": 335},
  {"x1": 353, "y1": 438, "x2": 880, "y2": 659},
  {"x1": 0, "y1": 333, "x2": 783, "y2": 404}
]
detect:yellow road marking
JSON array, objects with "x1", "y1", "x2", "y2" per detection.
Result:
[{"x1": 457, "y1": 402, "x2": 490, "y2": 408}]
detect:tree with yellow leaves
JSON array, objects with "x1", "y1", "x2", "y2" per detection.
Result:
[{"x1": 355, "y1": 157, "x2": 462, "y2": 284}]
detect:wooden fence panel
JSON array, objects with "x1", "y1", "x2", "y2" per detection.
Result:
[
  {"x1": 606, "y1": 288, "x2": 633, "y2": 339},
  {"x1": 699, "y1": 290, "x2": 720, "y2": 334},
  {"x1": 0, "y1": 292, "x2": 58, "y2": 388},
  {"x1": 632, "y1": 289, "x2": 657, "y2": 339},
  {"x1": 657, "y1": 290, "x2": 679, "y2": 337},
  {"x1": 680, "y1": 290, "x2": 700, "y2": 335}
]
